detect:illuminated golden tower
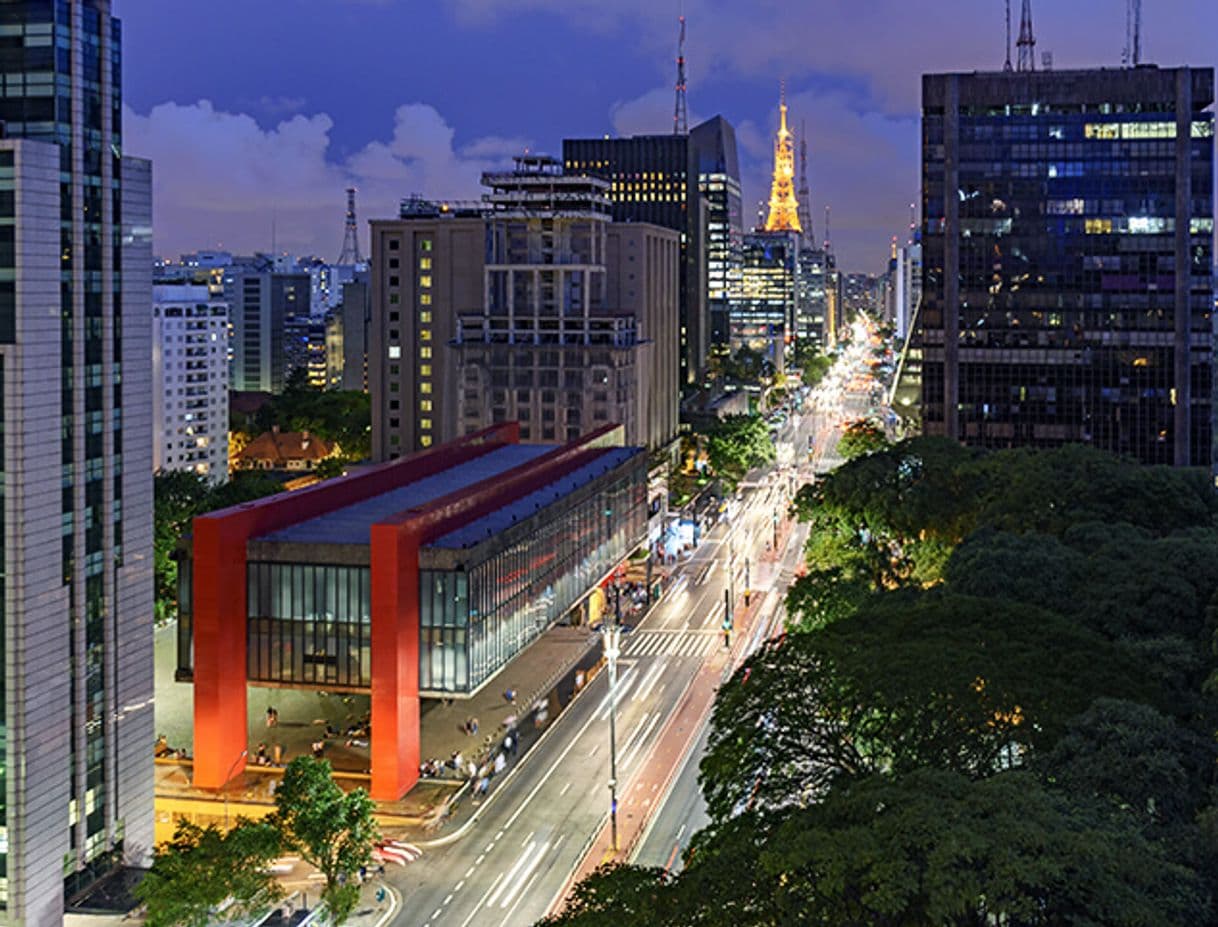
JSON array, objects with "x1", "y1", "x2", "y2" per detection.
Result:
[{"x1": 764, "y1": 84, "x2": 802, "y2": 232}]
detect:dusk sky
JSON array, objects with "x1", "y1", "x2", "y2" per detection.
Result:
[{"x1": 122, "y1": 0, "x2": 1217, "y2": 272}]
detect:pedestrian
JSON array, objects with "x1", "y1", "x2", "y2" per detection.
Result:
[
  {"x1": 494, "y1": 752, "x2": 506, "y2": 775},
  {"x1": 266, "y1": 706, "x2": 277, "y2": 728},
  {"x1": 470, "y1": 717, "x2": 479, "y2": 735},
  {"x1": 311, "y1": 739, "x2": 324, "y2": 758},
  {"x1": 503, "y1": 687, "x2": 516, "y2": 704},
  {"x1": 467, "y1": 759, "x2": 477, "y2": 779},
  {"x1": 503, "y1": 733, "x2": 514, "y2": 755}
]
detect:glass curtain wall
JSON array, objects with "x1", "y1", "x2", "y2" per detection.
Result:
[
  {"x1": 421, "y1": 466, "x2": 646, "y2": 693},
  {"x1": 246, "y1": 563, "x2": 371, "y2": 688}
]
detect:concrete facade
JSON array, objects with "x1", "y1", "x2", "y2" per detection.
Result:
[{"x1": 369, "y1": 211, "x2": 485, "y2": 460}]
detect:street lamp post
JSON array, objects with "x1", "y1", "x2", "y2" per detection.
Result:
[
  {"x1": 221, "y1": 748, "x2": 248, "y2": 831},
  {"x1": 603, "y1": 619, "x2": 621, "y2": 852}
]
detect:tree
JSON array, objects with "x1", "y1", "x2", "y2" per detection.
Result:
[
  {"x1": 699, "y1": 591, "x2": 1154, "y2": 824},
  {"x1": 703, "y1": 414, "x2": 774, "y2": 489},
  {"x1": 153, "y1": 470, "x2": 282, "y2": 623},
  {"x1": 836, "y1": 417, "x2": 889, "y2": 459},
  {"x1": 134, "y1": 819, "x2": 282, "y2": 927},
  {"x1": 792, "y1": 341, "x2": 833, "y2": 389},
  {"x1": 536, "y1": 865, "x2": 674, "y2": 926},
  {"x1": 271, "y1": 757, "x2": 379, "y2": 925}
]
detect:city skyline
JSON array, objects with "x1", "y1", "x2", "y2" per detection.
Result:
[{"x1": 121, "y1": 0, "x2": 1218, "y2": 272}]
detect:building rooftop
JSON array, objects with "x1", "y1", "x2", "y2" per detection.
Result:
[
  {"x1": 237, "y1": 430, "x2": 334, "y2": 468},
  {"x1": 428, "y1": 446, "x2": 639, "y2": 550},
  {"x1": 256, "y1": 443, "x2": 553, "y2": 545}
]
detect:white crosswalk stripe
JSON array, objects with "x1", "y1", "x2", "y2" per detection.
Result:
[{"x1": 624, "y1": 630, "x2": 720, "y2": 659}]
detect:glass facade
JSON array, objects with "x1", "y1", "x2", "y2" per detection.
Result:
[
  {"x1": 735, "y1": 231, "x2": 798, "y2": 367},
  {"x1": 246, "y1": 563, "x2": 372, "y2": 688},
  {"x1": 920, "y1": 69, "x2": 1214, "y2": 465},
  {"x1": 420, "y1": 466, "x2": 646, "y2": 693}
]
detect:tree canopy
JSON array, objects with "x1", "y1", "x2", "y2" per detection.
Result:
[
  {"x1": 544, "y1": 440, "x2": 1218, "y2": 925},
  {"x1": 836, "y1": 417, "x2": 889, "y2": 460},
  {"x1": 702, "y1": 414, "x2": 775, "y2": 489}
]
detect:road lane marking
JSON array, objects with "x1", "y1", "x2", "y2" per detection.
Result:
[
  {"x1": 498, "y1": 840, "x2": 551, "y2": 909},
  {"x1": 559, "y1": 782, "x2": 571, "y2": 796},
  {"x1": 522, "y1": 830, "x2": 534, "y2": 847},
  {"x1": 487, "y1": 840, "x2": 536, "y2": 908},
  {"x1": 500, "y1": 835, "x2": 565, "y2": 926},
  {"x1": 458, "y1": 872, "x2": 503, "y2": 927},
  {"x1": 464, "y1": 866, "x2": 474, "y2": 878},
  {"x1": 455, "y1": 881, "x2": 465, "y2": 892},
  {"x1": 632, "y1": 661, "x2": 664, "y2": 702},
  {"x1": 587, "y1": 744, "x2": 599, "y2": 758},
  {"x1": 444, "y1": 894, "x2": 453, "y2": 905},
  {"x1": 619, "y1": 711, "x2": 663, "y2": 771}
]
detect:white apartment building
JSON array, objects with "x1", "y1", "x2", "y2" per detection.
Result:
[{"x1": 153, "y1": 283, "x2": 230, "y2": 481}]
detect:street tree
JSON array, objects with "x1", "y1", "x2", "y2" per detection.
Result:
[
  {"x1": 700, "y1": 591, "x2": 1153, "y2": 824},
  {"x1": 703, "y1": 414, "x2": 774, "y2": 489},
  {"x1": 536, "y1": 865, "x2": 674, "y2": 926},
  {"x1": 134, "y1": 819, "x2": 282, "y2": 927},
  {"x1": 836, "y1": 417, "x2": 888, "y2": 459},
  {"x1": 271, "y1": 757, "x2": 379, "y2": 925}
]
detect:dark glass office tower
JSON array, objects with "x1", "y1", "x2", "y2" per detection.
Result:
[
  {"x1": 0, "y1": 1, "x2": 154, "y2": 919},
  {"x1": 690, "y1": 117, "x2": 743, "y2": 351},
  {"x1": 920, "y1": 67, "x2": 1214, "y2": 465}
]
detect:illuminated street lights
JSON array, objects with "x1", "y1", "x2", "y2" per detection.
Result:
[{"x1": 602, "y1": 620, "x2": 621, "y2": 851}]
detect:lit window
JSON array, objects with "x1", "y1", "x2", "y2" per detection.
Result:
[
  {"x1": 421, "y1": 239, "x2": 433, "y2": 251},
  {"x1": 420, "y1": 311, "x2": 432, "y2": 323},
  {"x1": 420, "y1": 435, "x2": 432, "y2": 447},
  {"x1": 421, "y1": 381, "x2": 432, "y2": 394},
  {"x1": 420, "y1": 275, "x2": 432, "y2": 288},
  {"x1": 421, "y1": 418, "x2": 432, "y2": 430},
  {"x1": 420, "y1": 399, "x2": 432, "y2": 412},
  {"x1": 388, "y1": 345, "x2": 401, "y2": 359},
  {"x1": 420, "y1": 346, "x2": 432, "y2": 358},
  {"x1": 420, "y1": 294, "x2": 432, "y2": 305},
  {"x1": 420, "y1": 257, "x2": 432, "y2": 270},
  {"x1": 420, "y1": 364, "x2": 432, "y2": 376},
  {"x1": 421, "y1": 329, "x2": 432, "y2": 341}
]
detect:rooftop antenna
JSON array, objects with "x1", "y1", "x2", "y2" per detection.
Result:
[
  {"x1": 797, "y1": 118, "x2": 815, "y2": 244},
  {"x1": 1004, "y1": 0, "x2": 1013, "y2": 71},
  {"x1": 823, "y1": 204, "x2": 832, "y2": 253},
  {"x1": 1016, "y1": 0, "x2": 1036, "y2": 71},
  {"x1": 1123, "y1": 0, "x2": 1142, "y2": 67},
  {"x1": 337, "y1": 186, "x2": 363, "y2": 265},
  {"x1": 909, "y1": 201, "x2": 917, "y2": 242},
  {"x1": 673, "y1": 3, "x2": 688, "y2": 134}
]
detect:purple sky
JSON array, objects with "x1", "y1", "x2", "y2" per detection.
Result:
[{"x1": 120, "y1": 0, "x2": 1216, "y2": 273}]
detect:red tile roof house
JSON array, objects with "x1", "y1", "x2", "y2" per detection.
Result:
[{"x1": 235, "y1": 427, "x2": 337, "y2": 472}]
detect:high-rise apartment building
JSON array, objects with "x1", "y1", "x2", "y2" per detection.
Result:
[
  {"x1": 152, "y1": 283, "x2": 229, "y2": 482},
  {"x1": 369, "y1": 201, "x2": 485, "y2": 459},
  {"x1": 455, "y1": 157, "x2": 679, "y2": 451},
  {"x1": 0, "y1": 2, "x2": 155, "y2": 920},
  {"x1": 324, "y1": 273, "x2": 370, "y2": 392},
  {"x1": 920, "y1": 66, "x2": 1214, "y2": 464}
]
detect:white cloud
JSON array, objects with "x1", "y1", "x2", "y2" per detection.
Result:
[{"x1": 124, "y1": 101, "x2": 529, "y2": 260}]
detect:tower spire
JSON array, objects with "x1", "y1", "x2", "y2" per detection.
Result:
[
  {"x1": 797, "y1": 118, "x2": 814, "y2": 244},
  {"x1": 337, "y1": 187, "x2": 363, "y2": 265},
  {"x1": 1016, "y1": 0, "x2": 1036, "y2": 72},
  {"x1": 673, "y1": 6, "x2": 688, "y2": 134},
  {"x1": 763, "y1": 82, "x2": 801, "y2": 233}
]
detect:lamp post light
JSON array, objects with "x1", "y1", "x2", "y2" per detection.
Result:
[
  {"x1": 602, "y1": 621, "x2": 621, "y2": 852},
  {"x1": 222, "y1": 748, "x2": 248, "y2": 831}
]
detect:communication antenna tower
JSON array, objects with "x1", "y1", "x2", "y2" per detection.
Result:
[
  {"x1": 797, "y1": 119, "x2": 814, "y2": 244},
  {"x1": 823, "y1": 205, "x2": 832, "y2": 253},
  {"x1": 1016, "y1": 0, "x2": 1036, "y2": 71},
  {"x1": 337, "y1": 187, "x2": 363, "y2": 265},
  {"x1": 673, "y1": 6, "x2": 688, "y2": 134},
  {"x1": 1123, "y1": 0, "x2": 1142, "y2": 67},
  {"x1": 1004, "y1": 0, "x2": 1013, "y2": 71}
]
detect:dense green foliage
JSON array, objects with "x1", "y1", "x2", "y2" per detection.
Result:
[
  {"x1": 542, "y1": 441, "x2": 1218, "y2": 925},
  {"x1": 232, "y1": 369, "x2": 372, "y2": 464},
  {"x1": 791, "y1": 341, "x2": 833, "y2": 389},
  {"x1": 134, "y1": 820, "x2": 282, "y2": 927},
  {"x1": 836, "y1": 417, "x2": 890, "y2": 459},
  {"x1": 153, "y1": 470, "x2": 283, "y2": 622},
  {"x1": 703, "y1": 414, "x2": 775, "y2": 489},
  {"x1": 271, "y1": 757, "x2": 379, "y2": 924}
]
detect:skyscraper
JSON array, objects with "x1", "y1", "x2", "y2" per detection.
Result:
[
  {"x1": 0, "y1": 1, "x2": 154, "y2": 919},
  {"x1": 920, "y1": 66, "x2": 1214, "y2": 465},
  {"x1": 690, "y1": 117, "x2": 744, "y2": 349}
]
